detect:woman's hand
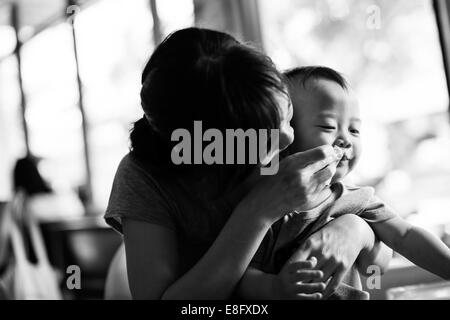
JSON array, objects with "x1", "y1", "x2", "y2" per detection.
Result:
[
  {"x1": 287, "y1": 214, "x2": 375, "y2": 298},
  {"x1": 236, "y1": 145, "x2": 343, "y2": 225},
  {"x1": 271, "y1": 257, "x2": 326, "y2": 300}
]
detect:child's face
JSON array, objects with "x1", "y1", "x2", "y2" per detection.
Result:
[{"x1": 290, "y1": 79, "x2": 361, "y2": 182}]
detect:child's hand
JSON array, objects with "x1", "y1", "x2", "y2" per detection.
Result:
[{"x1": 271, "y1": 257, "x2": 326, "y2": 300}]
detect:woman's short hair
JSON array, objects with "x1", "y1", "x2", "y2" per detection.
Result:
[{"x1": 130, "y1": 28, "x2": 286, "y2": 185}]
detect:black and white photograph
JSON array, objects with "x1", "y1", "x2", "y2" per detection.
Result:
[{"x1": 1, "y1": 0, "x2": 450, "y2": 308}]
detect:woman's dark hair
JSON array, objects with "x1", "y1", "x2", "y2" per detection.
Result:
[
  {"x1": 13, "y1": 156, "x2": 52, "y2": 196},
  {"x1": 130, "y1": 28, "x2": 286, "y2": 187}
]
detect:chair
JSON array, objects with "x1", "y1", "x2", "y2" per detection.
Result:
[{"x1": 40, "y1": 217, "x2": 122, "y2": 299}]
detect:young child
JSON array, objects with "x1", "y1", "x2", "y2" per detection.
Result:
[{"x1": 239, "y1": 66, "x2": 450, "y2": 300}]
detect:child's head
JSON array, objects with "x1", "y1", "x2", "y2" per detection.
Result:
[{"x1": 285, "y1": 66, "x2": 361, "y2": 183}]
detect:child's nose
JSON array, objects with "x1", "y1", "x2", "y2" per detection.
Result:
[{"x1": 334, "y1": 136, "x2": 352, "y2": 149}]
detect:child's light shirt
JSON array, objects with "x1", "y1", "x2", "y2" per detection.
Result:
[{"x1": 252, "y1": 182, "x2": 397, "y2": 273}]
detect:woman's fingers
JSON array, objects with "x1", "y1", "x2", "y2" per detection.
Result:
[
  {"x1": 323, "y1": 266, "x2": 347, "y2": 298},
  {"x1": 316, "y1": 260, "x2": 336, "y2": 283},
  {"x1": 292, "y1": 270, "x2": 324, "y2": 283},
  {"x1": 294, "y1": 282, "x2": 326, "y2": 294},
  {"x1": 290, "y1": 145, "x2": 336, "y2": 169},
  {"x1": 302, "y1": 146, "x2": 342, "y2": 173},
  {"x1": 285, "y1": 258, "x2": 316, "y2": 273},
  {"x1": 314, "y1": 162, "x2": 337, "y2": 179},
  {"x1": 289, "y1": 145, "x2": 340, "y2": 199},
  {"x1": 295, "y1": 293, "x2": 323, "y2": 300}
]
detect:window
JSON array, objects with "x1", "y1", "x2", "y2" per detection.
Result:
[
  {"x1": 0, "y1": 56, "x2": 25, "y2": 200},
  {"x1": 156, "y1": 0, "x2": 195, "y2": 39},
  {"x1": 0, "y1": 6, "x2": 24, "y2": 200},
  {"x1": 260, "y1": 0, "x2": 450, "y2": 230},
  {"x1": 75, "y1": 0, "x2": 155, "y2": 206},
  {"x1": 0, "y1": 0, "x2": 197, "y2": 208},
  {"x1": 20, "y1": 23, "x2": 86, "y2": 196}
]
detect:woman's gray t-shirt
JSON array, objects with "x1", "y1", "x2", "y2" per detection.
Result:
[{"x1": 104, "y1": 153, "x2": 234, "y2": 273}]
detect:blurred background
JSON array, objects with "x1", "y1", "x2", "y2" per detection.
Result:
[{"x1": 0, "y1": 0, "x2": 450, "y2": 299}]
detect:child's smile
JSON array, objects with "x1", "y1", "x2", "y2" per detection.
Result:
[{"x1": 289, "y1": 78, "x2": 362, "y2": 183}]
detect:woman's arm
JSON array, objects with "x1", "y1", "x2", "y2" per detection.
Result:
[
  {"x1": 123, "y1": 145, "x2": 342, "y2": 299},
  {"x1": 123, "y1": 205, "x2": 271, "y2": 299}
]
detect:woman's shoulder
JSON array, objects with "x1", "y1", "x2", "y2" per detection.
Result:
[
  {"x1": 106, "y1": 153, "x2": 235, "y2": 241},
  {"x1": 115, "y1": 152, "x2": 162, "y2": 179},
  {"x1": 113, "y1": 153, "x2": 178, "y2": 193},
  {"x1": 105, "y1": 153, "x2": 178, "y2": 233}
]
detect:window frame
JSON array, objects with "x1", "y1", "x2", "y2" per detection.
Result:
[{"x1": 434, "y1": 0, "x2": 450, "y2": 110}]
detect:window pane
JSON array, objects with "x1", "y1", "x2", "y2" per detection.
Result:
[
  {"x1": 0, "y1": 56, "x2": 26, "y2": 200},
  {"x1": 0, "y1": 21, "x2": 15, "y2": 58},
  {"x1": 75, "y1": 0, "x2": 154, "y2": 207},
  {"x1": 0, "y1": 5, "x2": 22, "y2": 200},
  {"x1": 260, "y1": 0, "x2": 450, "y2": 229},
  {"x1": 156, "y1": 0, "x2": 195, "y2": 38},
  {"x1": 21, "y1": 23, "x2": 86, "y2": 193},
  {"x1": 17, "y1": 0, "x2": 67, "y2": 29}
]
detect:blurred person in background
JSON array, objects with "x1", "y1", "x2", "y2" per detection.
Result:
[{"x1": 13, "y1": 155, "x2": 84, "y2": 222}]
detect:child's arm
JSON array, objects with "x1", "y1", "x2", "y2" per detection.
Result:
[
  {"x1": 371, "y1": 216, "x2": 450, "y2": 279},
  {"x1": 237, "y1": 258, "x2": 326, "y2": 300},
  {"x1": 356, "y1": 240, "x2": 393, "y2": 276}
]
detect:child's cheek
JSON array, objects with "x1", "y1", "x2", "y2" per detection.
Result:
[
  {"x1": 349, "y1": 145, "x2": 362, "y2": 170},
  {"x1": 348, "y1": 158, "x2": 357, "y2": 172},
  {"x1": 294, "y1": 128, "x2": 332, "y2": 151},
  {"x1": 300, "y1": 133, "x2": 332, "y2": 151},
  {"x1": 315, "y1": 131, "x2": 335, "y2": 147}
]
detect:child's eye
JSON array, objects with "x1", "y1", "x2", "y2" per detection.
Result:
[
  {"x1": 317, "y1": 125, "x2": 336, "y2": 131},
  {"x1": 350, "y1": 128, "x2": 360, "y2": 135}
]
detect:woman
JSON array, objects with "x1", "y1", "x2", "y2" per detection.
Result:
[{"x1": 105, "y1": 28, "x2": 390, "y2": 299}]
